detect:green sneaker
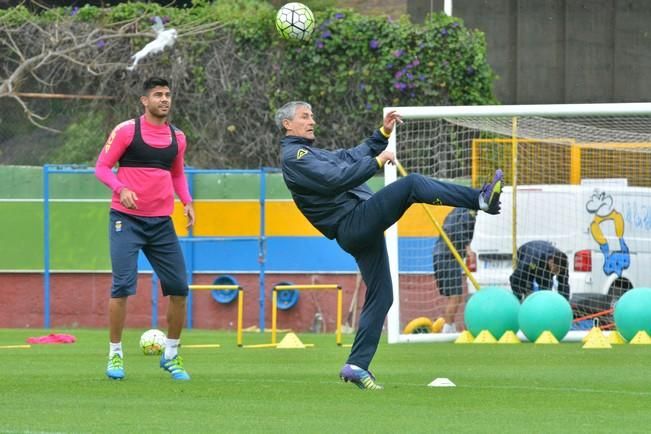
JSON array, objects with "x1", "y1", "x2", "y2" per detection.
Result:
[
  {"x1": 106, "y1": 354, "x2": 125, "y2": 380},
  {"x1": 160, "y1": 355, "x2": 190, "y2": 380},
  {"x1": 339, "y1": 364, "x2": 383, "y2": 390}
]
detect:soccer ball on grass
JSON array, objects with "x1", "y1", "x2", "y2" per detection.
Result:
[
  {"x1": 140, "y1": 329, "x2": 166, "y2": 356},
  {"x1": 275, "y1": 2, "x2": 315, "y2": 41}
]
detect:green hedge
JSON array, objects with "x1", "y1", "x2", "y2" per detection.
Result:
[{"x1": 0, "y1": 1, "x2": 497, "y2": 168}]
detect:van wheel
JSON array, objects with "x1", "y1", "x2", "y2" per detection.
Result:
[
  {"x1": 608, "y1": 278, "x2": 633, "y2": 299},
  {"x1": 603, "y1": 279, "x2": 632, "y2": 327}
]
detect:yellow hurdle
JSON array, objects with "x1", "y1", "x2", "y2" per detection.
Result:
[
  {"x1": 272, "y1": 284, "x2": 343, "y2": 347},
  {"x1": 188, "y1": 284, "x2": 244, "y2": 347}
]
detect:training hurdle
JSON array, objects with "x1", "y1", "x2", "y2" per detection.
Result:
[
  {"x1": 273, "y1": 284, "x2": 343, "y2": 345},
  {"x1": 188, "y1": 284, "x2": 244, "y2": 347},
  {"x1": 242, "y1": 283, "x2": 343, "y2": 348}
]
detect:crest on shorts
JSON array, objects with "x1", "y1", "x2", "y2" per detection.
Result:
[
  {"x1": 296, "y1": 148, "x2": 309, "y2": 160},
  {"x1": 115, "y1": 220, "x2": 122, "y2": 232}
]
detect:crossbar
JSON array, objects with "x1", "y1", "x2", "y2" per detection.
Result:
[{"x1": 274, "y1": 284, "x2": 340, "y2": 291}]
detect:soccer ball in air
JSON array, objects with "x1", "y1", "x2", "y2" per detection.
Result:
[
  {"x1": 139, "y1": 329, "x2": 166, "y2": 356},
  {"x1": 275, "y1": 2, "x2": 315, "y2": 41}
]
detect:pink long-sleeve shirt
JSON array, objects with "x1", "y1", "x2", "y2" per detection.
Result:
[{"x1": 95, "y1": 115, "x2": 192, "y2": 217}]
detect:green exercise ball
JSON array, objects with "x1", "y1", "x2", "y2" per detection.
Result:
[
  {"x1": 464, "y1": 286, "x2": 520, "y2": 339},
  {"x1": 518, "y1": 290, "x2": 572, "y2": 342},
  {"x1": 614, "y1": 287, "x2": 651, "y2": 341}
]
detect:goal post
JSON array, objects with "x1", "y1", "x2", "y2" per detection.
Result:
[{"x1": 384, "y1": 103, "x2": 651, "y2": 344}]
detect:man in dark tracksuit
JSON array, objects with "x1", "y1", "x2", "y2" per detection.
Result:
[
  {"x1": 276, "y1": 101, "x2": 503, "y2": 390},
  {"x1": 510, "y1": 240, "x2": 570, "y2": 301}
]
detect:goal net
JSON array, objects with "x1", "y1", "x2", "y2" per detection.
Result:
[{"x1": 384, "y1": 103, "x2": 651, "y2": 343}]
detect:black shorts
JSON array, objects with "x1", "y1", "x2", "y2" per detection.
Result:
[
  {"x1": 109, "y1": 209, "x2": 188, "y2": 298},
  {"x1": 433, "y1": 253, "x2": 463, "y2": 296}
]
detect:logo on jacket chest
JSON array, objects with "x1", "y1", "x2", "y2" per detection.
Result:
[{"x1": 296, "y1": 148, "x2": 309, "y2": 160}]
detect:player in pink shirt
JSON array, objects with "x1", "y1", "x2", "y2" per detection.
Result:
[{"x1": 96, "y1": 77, "x2": 194, "y2": 381}]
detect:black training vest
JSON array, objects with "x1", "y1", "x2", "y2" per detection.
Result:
[{"x1": 118, "y1": 117, "x2": 178, "y2": 171}]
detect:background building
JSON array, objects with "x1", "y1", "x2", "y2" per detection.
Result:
[{"x1": 409, "y1": 0, "x2": 651, "y2": 104}]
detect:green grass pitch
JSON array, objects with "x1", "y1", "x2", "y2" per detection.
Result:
[{"x1": 1, "y1": 328, "x2": 650, "y2": 433}]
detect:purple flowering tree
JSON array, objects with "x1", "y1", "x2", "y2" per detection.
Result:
[
  {"x1": 0, "y1": 2, "x2": 496, "y2": 168},
  {"x1": 275, "y1": 9, "x2": 497, "y2": 155}
]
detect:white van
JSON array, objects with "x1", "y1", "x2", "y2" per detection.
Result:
[{"x1": 470, "y1": 181, "x2": 651, "y2": 312}]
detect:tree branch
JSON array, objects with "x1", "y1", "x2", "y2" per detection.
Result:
[{"x1": 0, "y1": 11, "x2": 222, "y2": 132}]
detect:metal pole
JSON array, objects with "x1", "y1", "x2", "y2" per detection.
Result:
[
  {"x1": 336, "y1": 286, "x2": 342, "y2": 346},
  {"x1": 185, "y1": 171, "x2": 195, "y2": 329},
  {"x1": 258, "y1": 168, "x2": 267, "y2": 332},
  {"x1": 444, "y1": 0, "x2": 453, "y2": 16},
  {"x1": 271, "y1": 289, "x2": 278, "y2": 344},
  {"x1": 237, "y1": 289, "x2": 244, "y2": 347},
  {"x1": 511, "y1": 117, "x2": 518, "y2": 270},
  {"x1": 42, "y1": 165, "x2": 51, "y2": 329}
]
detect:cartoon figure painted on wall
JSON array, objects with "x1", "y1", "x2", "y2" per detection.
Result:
[{"x1": 586, "y1": 190, "x2": 630, "y2": 277}]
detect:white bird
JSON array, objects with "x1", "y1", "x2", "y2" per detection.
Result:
[{"x1": 127, "y1": 17, "x2": 178, "y2": 71}]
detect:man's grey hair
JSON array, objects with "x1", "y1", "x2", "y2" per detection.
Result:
[{"x1": 274, "y1": 101, "x2": 311, "y2": 131}]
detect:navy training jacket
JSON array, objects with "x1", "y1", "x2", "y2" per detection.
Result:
[{"x1": 280, "y1": 130, "x2": 388, "y2": 239}]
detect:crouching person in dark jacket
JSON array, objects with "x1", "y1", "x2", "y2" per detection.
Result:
[{"x1": 509, "y1": 240, "x2": 570, "y2": 301}]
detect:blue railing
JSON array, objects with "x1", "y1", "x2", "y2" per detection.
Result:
[{"x1": 42, "y1": 165, "x2": 280, "y2": 331}]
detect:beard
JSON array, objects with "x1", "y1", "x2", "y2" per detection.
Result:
[{"x1": 148, "y1": 106, "x2": 169, "y2": 119}]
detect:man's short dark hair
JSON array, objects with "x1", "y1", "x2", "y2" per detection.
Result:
[
  {"x1": 143, "y1": 77, "x2": 170, "y2": 95},
  {"x1": 550, "y1": 249, "x2": 568, "y2": 273}
]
